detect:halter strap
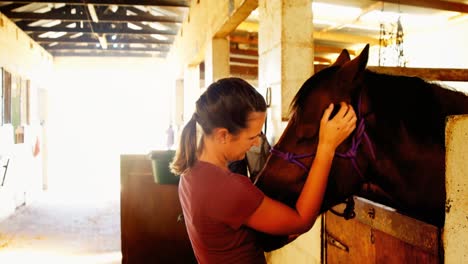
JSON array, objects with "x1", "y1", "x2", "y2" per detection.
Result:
[{"x1": 270, "y1": 94, "x2": 376, "y2": 178}]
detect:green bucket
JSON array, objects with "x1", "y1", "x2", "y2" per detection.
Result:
[{"x1": 148, "y1": 150, "x2": 179, "y2": 185}]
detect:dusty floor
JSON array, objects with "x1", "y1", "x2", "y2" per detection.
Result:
[{"x1": 0, "y1": 190, "x2": 121, "y2": 264}]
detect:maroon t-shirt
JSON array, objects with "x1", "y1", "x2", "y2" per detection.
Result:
[{"x1": 179, "y1": 160, "x2": 266, "y2": 264}]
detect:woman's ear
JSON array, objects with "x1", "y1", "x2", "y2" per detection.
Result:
[{"x1": 213, "y1": 128, "x2": 229, "y2": 144}]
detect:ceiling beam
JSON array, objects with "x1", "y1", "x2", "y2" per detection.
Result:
[
  {"x1": 215, "y1": 0, "x2": 258, "y2": 38},
  {"x1": 33, "y1": 35, "x2": 173, "y2": 45},
  {"x1": 315, "y1": 45, "x2": 357, "y2": 56},
  {"x1": 0, "y1": 0, "x2": 190, "y2": 8},
  {"x1": 49, "y1": 50, "x2": 165, "y2": 57},
  {"x1": 229, "y1": 35, "x2": 258, "y2": 45},
  {"x1": 230, "y1": 47, "x2": 258, "y2": 57},
  {"x1": 45, "y1": 44, "x2": 169, "y2": 52},
  {"x1": 2, "y1": 10, "x2": 183, "y2": 23},
  {"x1": 314, "y1": 65, "x2": 468, "y2": 81},
  {"x1": 17, "y1": 22, "x2": 178, "y2": 35},
  {"x1": 314, "y1": 31, "x2": 379, "y2": 45},
  {"x1": 230, "y1": 65, "x2": 258, "y2": 78},
  {"x1": 230, "y1": 57, "x2": 257, "y2": 65},
  {"x1": 376, "y1": 0, "x2": 468, "y2": 13}
]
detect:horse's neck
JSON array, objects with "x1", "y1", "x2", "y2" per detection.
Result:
[{"x1": 434, "y1": 85, "x2": 468, "y2": 114}]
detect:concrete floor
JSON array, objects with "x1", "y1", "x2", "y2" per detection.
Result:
[{"x1": 0, "y1": 190, "x2": 121, "y2": 264}]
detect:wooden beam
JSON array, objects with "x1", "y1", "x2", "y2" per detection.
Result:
[
  {"x1": 230, "y1": 65, "x2": 258, "y2": 79},
  {"x1": 2, "y1": 10, "x2": 183, "y2": 23},
  {"x1": 230, "y1": 57, "x2": 257, "y2": 65},
  {"x1": 17, "y1": 23, "x2": 177, "y2": 35},
  {"x1": 215, "y1": 0, "x2": 258, "y2": 38},
  {"x1": 314, "y1": 57, "x2": 332, "y2": 64},
  {"x1": 376, "y1": 0, "x2": 468, "y2": 13},
  {"x1": 314, "y1": 65, "x2": 468, "y2": 82},
  {"x1": 368, "y1": 66, "x2": 468, "y2": 82},
  {"x1": 230, "y1": 48, "x2": 258, "y2": 57},
  {"x1": 33, "y1": 35, "x2": 173, "y2": 45},
  {"x1": 50, "y1": 50, "x2": 165, "y2": 57},
  {"x1": 234, "y1": 26, "x2": 379, "y2": 45},
  {"x1": 314, "y1": 31, "x2": 379, "y2": 45},
  {"x1": 229, "y1": 35, "x2": 258, "y2": 45},
  {"x1": 0, "y1": 0, "x2": 190, "y2": 8},
  {"x1": 315, "y1": 45, "x2": 356, "y2": 56},
  {"x1": 45, "y1": 44, "x2": 169, "y2": 52}
]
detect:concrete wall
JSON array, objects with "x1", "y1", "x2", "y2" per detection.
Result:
[{"x1": 444, "y1": 115, "x2": 468, "y2": 263}]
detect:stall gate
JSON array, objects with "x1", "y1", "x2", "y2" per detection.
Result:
[{"x1": 323, "y1": 196, "x2": 441, "y2": 264}]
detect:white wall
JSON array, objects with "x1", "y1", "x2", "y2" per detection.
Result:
[
  {"x1": 49, "y1": 57, "x2": 174, "y2": 195},
  {"x1": 0, "y1": 12, "x2": 52, "y2": 221}
]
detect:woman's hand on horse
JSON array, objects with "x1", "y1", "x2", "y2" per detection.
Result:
[{"x1": 319, "y1": 102, "x2": 357, "y2": 151}]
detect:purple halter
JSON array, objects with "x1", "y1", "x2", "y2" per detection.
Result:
[{"x1": 270, "y1": 96, "x2": 376, "y2": 178}]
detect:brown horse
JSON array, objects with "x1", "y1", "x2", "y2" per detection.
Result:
[{"x1": 254, "y1": 44, "x2": 468, "y2": 251}]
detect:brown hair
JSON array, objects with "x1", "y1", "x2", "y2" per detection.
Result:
[{"x1": 170, "y1": 77, "x2": 267, "y2": 175}]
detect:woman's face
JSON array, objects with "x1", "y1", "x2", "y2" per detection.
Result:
[{"x1": 225, "y1": 111, "x2": 266, "y2": 162}]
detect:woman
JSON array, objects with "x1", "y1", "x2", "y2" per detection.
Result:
[{"x1": 170, "y1": 77, "x2": 356, "y2": 264}]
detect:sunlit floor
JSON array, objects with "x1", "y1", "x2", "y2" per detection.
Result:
[{"x1": 0, "y1": 190, "x2": 121, "y2": 264}]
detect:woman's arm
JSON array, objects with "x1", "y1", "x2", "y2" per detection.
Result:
[{"x1": 245, "y1": 102, "x2": 357, "y2": 235}]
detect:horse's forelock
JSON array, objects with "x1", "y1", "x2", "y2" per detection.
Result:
[{"x1": 290, "y1": 66, "x2": 339, "y2": 119}]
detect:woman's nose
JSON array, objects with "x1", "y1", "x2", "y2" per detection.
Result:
[{"x1": 253, "y1": 136, "x2": 261, "y2": 147}]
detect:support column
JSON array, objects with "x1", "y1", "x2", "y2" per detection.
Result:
[
  {"x1": 258, "y1": 1, "x2": 318, "y2": 263},
  {"x1": 183, "y1": 65, "x2": 200, "y2": 123},
  {"x1": 258, "y1": 0, "x2": 314, "y2": 142},
  {"x1": 205, "y1": 37, "x2": 230, "y2": 85},
  {"x1": 444, "y1": 115, "x2": 468, "y2": 263}
]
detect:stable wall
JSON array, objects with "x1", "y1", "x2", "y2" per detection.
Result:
[{"x1": 0, "y1": 12, "x2": 52, "y2": 221}]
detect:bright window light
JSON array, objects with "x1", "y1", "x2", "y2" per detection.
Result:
[
  {"x1": 312, "y1": 2, "x2": 362, "y2": 21},
  {"x1": 151, "y1": 34, "x2": 169, "y2": 41}
]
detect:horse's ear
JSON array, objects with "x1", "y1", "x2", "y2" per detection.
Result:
[
  {"x1": 337, "y1": 44, "x2": 369, "y2": 83},
  {"x1": 332, "y1": 49, "x2": 351, "y2": 66}
]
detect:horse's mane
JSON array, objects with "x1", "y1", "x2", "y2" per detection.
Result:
[{"x1": 289, "y1": 66, "x2": 339, "y2": 120}]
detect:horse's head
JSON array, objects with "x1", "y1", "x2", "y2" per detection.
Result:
[{"x1": 257, "y1": 44, "x2": 373, "y2": 212}]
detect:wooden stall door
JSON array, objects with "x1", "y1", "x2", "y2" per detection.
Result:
[
  {"x1": 120, "y1": 155, "x2": 197, "y2": 264},
  {"x1": 324, "y1": 196, "x2": 441, "y2": 264}
]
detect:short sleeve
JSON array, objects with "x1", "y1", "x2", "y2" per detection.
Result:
[{"x1": 205, "y1": 173, "x2": 264, "y2": 229}]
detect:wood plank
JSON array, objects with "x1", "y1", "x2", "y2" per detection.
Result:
[
  {"x1": 2, "y1": 11, "x2": 183, "y2": 23},
  {"x1": 230, "y1": 65, "x2": 258, "y2": 77},
  {"x1": 374, "y1": 230, "x2": 439, "y2": 264},
  {"x1": 120, "y1": 155, "x2": 196, "y2": 264},
  {"x1": 230, "y1": 57, "x2": 257, "y2": 65},
  {"x1": 230, "y1": 47, "x2": 258, "y2": 57},
  {"x1": 215, "y1": 0, "x2": 258, "y2": 38},
  {"x1": 325, "y1": 212, "x2": 376, "y2": 264},
  {"x1": 330, "y1": 196, "x2": 440, "y2": 255},
  {"x1": 367, "y1": 66, "x2": 468, "y2": 82},
  {"x1": 379, "y1": 0, "x2": 468, "y2": 13},
  {"x1": 0, "y1": 0, "x2": 190, "y2": 7},
  {"x1": 314, "y1": 65, "x2": 468, "y2": 82}
]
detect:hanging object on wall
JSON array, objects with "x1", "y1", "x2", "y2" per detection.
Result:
[{"x1": 378, "y1": 4, "x2": 407, "y2": 67}]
